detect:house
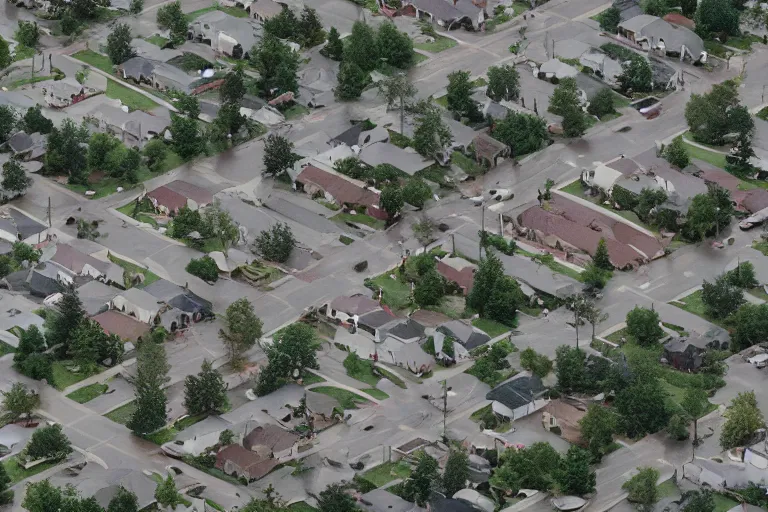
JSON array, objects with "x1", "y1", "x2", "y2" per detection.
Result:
[
  {"x1": 48, "y1": 244, "x2": 124, "y2": 286},
  {"x1": 6, "y1": 131, "x2": 47, "y2": 161},
  {"x1": 86, "y1": 104, "x2": 171, "y2": 149},
  {"x1": 360, "y1": 489, "x2": 426, "y2": 512},
  {"x1": 359, "y1": 142, "x2": 434, "y2": 176},
  {"x1": 41, "y1": 78, "x2": 96, "y2": 108},
  {"x1": 384, "y1": 337, "x2": 435, "y2": 373},
  {"x1": 146, "y1": 180, "x2": 212, "y2": 215},
  {"x1": 294, "y1": 164, "x2": 385, "y2": 218},
  {"x1": 663, "y1": 328, "x2": 730, "y2": 371},
  {"x1": 164, "y1": 180, "x2": 214, "y2": 208},
  {"x1": 329, "y1": 123, "x2": 366, "y2": 148},
  {"x1": 663, "y1": 12, "x2": 695, "y2": 30},
  {"x1": 409, "y1": 309, "x2": 452, "y2": 328},
  {"x1": 541, "y1": 398, "x2": 588, "y2": 444},
  {"x1": 323, "y1": 294, "x2": 381, "y2": 324},
  {"x1": 436, "y1": 255, "x2": 476, "y2": 295},
  {"x1": 151, "y1": 62, "x2": 198, "y2": 93},
  {"x1": 356, "y1": 309, "x2": 397, "y2": 341},
  {"x1": 472, "y1": 133, "x2": 508, "y2": 168},
  {"x1": 486, "y1": 373, "x2": 549, "y2": 421},
  {"x1": 437, "y1": 320, "x2": 490, "y2": 350},
  {"x1": 92, "y1": 310, "x2": 151, "y2": 342},
  {"x1": 618, "y1": 14, "x2": 705, "y2": 62},
  {"x1": 111, "y1": 287, "x2": 162, "y2": 324},
  {"x1": 243, "y1": 424, "x2": 299, "y2": 459},
  {"x1": 48, "y1": 464, "x2": 158, "y2": 511},
  {"x1": 77, "y1": 280, "x2": 120, "y2": 316},
  {"x1": 161, "y1": 415, "x2": 232, "y2": 458},
  {"x1": 401, "y1": 0, "x2": 485, "y2": 30},
  {"x1": 27, "y1": 261, "x2": 74, "y2": 298},
  {"x1": 215, "y1": 444, "x2": 279, "y2": 481},
  {"x1": 118, "y1": 56, "x2": 156, "y2": 84},
  {"x1": 305, "y1": 390, "x2": 342, "y2": 429},
  {"x1": 539, "y1": 59, "x2": 579, "y2": 80},
  {"x1": 582, "y1": 160, "x2": 625, "y2": 193},
  {"x1": 188, "y1": 11, "x2": 263, "y2": 60},
  {"x1": 481, "y1": 100, "x2": 509, "y2": 121},
  {"x1": 143, "y1": 279, "x2": 213, "y2": 320},
  {"x1": 131, "y1": 38, "x2": 184, "y2": 63},
  {"x1": 246, "y1": 0, "x2": 283, "y2": 21},
  {"x1": 383, "y1": 318, "x2": 425, "y2": 344}
]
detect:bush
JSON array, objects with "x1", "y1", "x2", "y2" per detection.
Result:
[
  {"x1": 587, "y1": 89, "x2": 616, "y2": 119},
  {"x1": 186, "y1": 256, "x2": 219, "y2": 282},
  {"x1": 520, "y1": 347, "x2": 553, "y2": 378}
]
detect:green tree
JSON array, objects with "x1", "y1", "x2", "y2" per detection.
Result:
[
  {"x1": 492, "y1": 111, "x2": 548, "y2": 157},
  {"x1": 0, "y1": 38, "x2": 11, "y2": 70},
  {"x1": 16, "y1": 21, "x2": 40, "y2": 48},
  {"x1": 1, "y1": 382, "x2": 39, "y2": 424},
  {"x1": 685, "y1": 81, "x2": 739, "y2": 145},
  {"x1": 333, "y1": 157, "x2": 366, "y2": 179},
  {"x1": 667, "y1": 414, "x2": 690, "y2": 441},
  {"x1": 598, "y1": 6, "x2": 621, "y2": 32},
  {"x1": 617, "y1": 56, "x2": 653, "y2": 93},
  {"x1": 520, "y1": 348, "x2": 553, "y2": 378},
  {"x1": 299, "y1": 7, "x2": 325, "y2": 47},
  {"x1": 555, "y1": 345, "x2": 586, "y2": 392},
  {"x1": 615, "y1": 378, "x2": 669, "y2": 438},
  {"x1": 263, "y1": 7, "x2": 300, "y2": 40},
  {"x1": 219, "y1": 298, "x2": 263, "y2": 367},
  {"x1": 22, "y1": 480, "x2": 64, "y2": 512},
  {"x1": 69, "y1": 318, "x2": 110, "y2": 368},
  {"x1": 156, "y1": 1, "x2": 187, "y2": 46},
  {"x1": 18, "y1": 354, "x2": 53, "y2": 382},
  {"x1": 466, "y1": 252, "x2": 504, "y2": 317},
  {"x1": 492, "y1": 442, "x2": 562, "y2": 493},
  {"x1": 184, "y1": 359, "x2": 228, "y2": 415},
  {"x1": 259, "y1": 322, "x2": 319, "y2": 386},
  {"x1": 443, "y1": 450, "x2": 470, "y2": 496},
  {"x1": 486, "y1": 276, "x2": 524, "y2": 325},
  {"x1": 446, "y1": 70, "x2": 481, "y2": 121},
  {"x1": 592, "y1": 238, "x2": 612, "y2": 270},
  {"x1": 402, "y1": 452, "x2": 440, "y2": 506},
  {"x1": 726, "y1": 261, "x2": 758, "y2": 289},
  {"x1": 582, "y1": 262, "x2": 610, "y2": 289},
  {"x1": 663, "y1": 136, "x2": 690, "y2": 169},
  {"x1": 14, "y1": 324, "x2": 46, "y2": 364},
  {"x1": 46, "y1": 118, "x2": 90, "y2": 185},
  {"x1": 695, "y1": 0, "x2": 740, "y2": 36},
  {"x1": 622, "y1": 467, "x2": 659, "y2": 512},
  {"x1": 701, "y1": 273, "x2": 745, "y2": 319},
  {"x1": 625, "y1": 306, "x2": 664, "y2": 346},
  {"x1": 88, "y1": 132, "x2": 121, "y2": 170},
  {"x1": 317, "y1": 484, "x2": 356, "y2": 512},
  {"x1": 219, "y1": 429, "x2": 235, "y2": 446},
  {"x1": 202, "y1": 200, "x2": 240, "y2": 253},
  {"x1": 344, "y1": 21, "x2": 378, "y2": 72},
  {"x1": 335, "y1": 61, "x2": 368, "y2": 101},
  {"x1": 681, "y1": 490, "x2": 715, "y2": 512},
  {"x1": 549, "y1": 77, "x2": 581, "y2": 116},
  {"x1": 171, "y1": 206, "x2": 203, "y2": 238},
  {"x1": 171, "y1": 91, "x2": 200, "y2": 119},
  {"x1": 642, "y1": 0, "x2": 668, "y2": 15},
  {"x1": 127, "y1": 341, "x2": 170, "y2": 435},
  {"x1": 377, "y1": 22, "x2": 413, "y2": 69},
  {"x1": 20, "y1": 105, "x2": 53, "y2": 134},
  {"x1": 731, "y1": 303, "x2": 768, "y2": 351},
  {"x1": 254, "y1": 222, "x2": 296, "y2": 263},
  {"x1": 322, "y1": 27, "x2": 344, "y2": 60},
  {"x1": 263, "y1": 133, "x2": 299, "y2": 177},
  {"x1": 555, "y1": 446, "x2": 596, "y2": 496},
  {"x1": 486, "y1": 64, "x2": 520, "y2": 102},
  {"x1": 186, "y1": 256, "x2": 219, "y2": 282},
  {"x1": 680, "y1": 0, "x2": 697, "y2": 16},
  {"x1": 562, "y1": 104, "x2": 588, "y2": 138},
  {"x1": 25, "y1": 423, "x2": 72, "y2": 461},
  {"x1": 380, "y1": 183, "x2": 404, "y2": 218},
  {"x1": 106, "y1": 23, "x2": 136, "y2": 65},
  {"x1": 170, "y1": 114, "x2": 203, "y2": 160},
  {"x1": 129, "y1": 0, "x2": 143, "y2": 14},
  {"x1": 143, "y1": 139, "x2": 168, "y2": 172},
  {"x1": 682, "y1": 387, "x2": 708, "y2": 444},
  {"x1": 0, "y1": 459, "x2": 12, "y2": 505},
  {"x1": 587, "y1": 88, "x2": 616, "y2": 119},
  {"x1": 579, "y1": 404, "x2": 618, "y2": 461},
  {"x1": 250, "y1": 33, "x2": 300, "y2": 97},
  {"x1": 0, "y1": 106, "x2": 18, "y2": 143},
  {"x1": 108, "y1": 487, "x2": 139, "y2": 512},
  {"x1": 720, "y1": 391, "x2": 765, "y2": 449},
  {"x1": 683, "y1": 186, "x2": 734, "y2": 241},
  {"x1": 45, "y1": 286, "x2": 85, "y2": 354},
  {"x1": 402, "y1": 177, "x2": 431, "y2": 208},
  {"x1": 413, "y1": 107, "x2": 452, "y2": 158},
  {"x1": 155, "y1": 475, "x2": 182, "y2": 509},
  {"x1": 220, "y1": 64, "x2": 246, "y2": 104},
  {"x1": 2, "y1": 159, "x2": 33, "y2": 196},
  {"x1": 414, "y1": 268, "x2": 444, "y2": 307},
  {"x1": 377, "y1": 74, "x2": 416, "y2": 135}
]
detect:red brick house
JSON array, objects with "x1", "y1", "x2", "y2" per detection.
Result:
[{"x1": 436, "y1": 255, "x2": 477, "y2": 296}]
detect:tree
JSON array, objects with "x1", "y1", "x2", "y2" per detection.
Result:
[
  {"x1": 414, "y1": 268, "x2": 444, "y2": 307},
  {"x1": 219, "y1": 429, "x2": 235, "y2": 446},
  {"x1": 623, "y1": 467, "x2": 659, "y2": 512},
  {"x1": 625, "y1": 307, "x2": 664, "y2": 346},
  {"x1": 684, "y1": 186, "x2": 734, "y2": 241},
  {"x1": 69, "y1": 319, "x2": 118, "y2": 368},
  {"x1": 299, "y1": 7, "x2": 325, "y2": 47},
  {"x1": 616, "y1": 378, "x2": 669, "y2": 438},
  {"x1": 617, "y1": 56, "x2": 653, "y2": 93},
  {"x1": 555, "y1": 345, "x2": 586, "y2": 392},
  {"x1": 46, "y1": 118, "x2": 90, "y2": 184},
  {"x1": 220, "y1": 64, "x2": 246, "y2": 104},
  {"x1": 380, "y1": 183, "x2": 404, "y2": 218},
  {"x1": 443, "y1": 450, "x2": 469, "y2": 496},
  {"x1": 21, "y1": 105, "x2": 53, "y2": 134},
  {"x1": 720, "y1": 391, "x2": 765, "y2": 449},
  {"x1": 155, "y1": 475, "x2": 182, "y2": 509},
  {"x1": 344, "y1": 21, "x2": 378, "y2": 72},
  {"x1": 599, "y1": 6, "x2": 621, "y2": 32},
  {"x1": 486, "y1": 64, "x2": 520, "y2": 102},
  {"x1": 143, "y1": 139, "x2": 168, "y2": 172},
  {"x1": 681, "y1": 387, "x2": 708, "y2": 444},
  {"x1": 22, "y1": 480, "x2": 64, "y2": 512},
  {"x1": 726, "y1": 261, "x2": 758, "y2": 289},
  {"x1": 25, "y1": 423, "x2": 72, "y2": 461},
  {"x1": 127, "y1": 341, "x2": 169, "y2": 434},
  {"x1": 732, "y1": 304, "x2": 768, "y2": 352},
  {"x1": 220, "y1": 298, "x2": 263, "y2": 367},
  {"x1": 263, "y1": 134, "x2": 298, "y2": 177},
  {"x1": 378, "y1": 74, "x2": 416, "y2": 135},
  {"x1": 680, "y1": 0, "x2": 697, "y2": 16},
  {"x1": 555, "y1": 446, "x2": 595, "y2": 496},
  {"x1": 129, "y1": 0, "x2": 143, "y2": 14},
  {"x1": 263, "y1": 7, "x2": 300, "y2": 40},
  {"x1": 171, "y1": 206, "x2": 203, "y2": 238},
  {"x1": 255, "y1": 222, "x2": 296, "y2": 263},
  {"x1": 562, "y1": 104, "x2": 588, "y2": 138},
  {"x1": 108, "y1": 487, "x2": 139, "y2": 512},
  {"x1": 592, "y1": 238, "x2": 612, "y2": 270},
  {"x1": 663, "y1": 136, "x2": 690, "y2": 169},
  {"x1": 492, "y1": 442, "x2": 562, "y2": 493},
  {"x1": 16, "y1": 21, "x2": 39, "y2": 48},
  {"x1": 642, "y1": 0, "x2": 668, "y2": 15},
  {"x1": 262, "y1": 322, "x2": 319, "y2": 379},
  {"x1": 335, "y1": 61, "x2": 368, "y2": 100},
  {"x1": 412, "y1": 216, "x2": 435, "y2": 249},
  {"x1": 467, "y1": 252, "x2": 505, "y2": 317},
  {"x1": 156, "y1": 1, "x2": 187, "y2": 46},
  {"x1": 667, "y1": 414, "x2": 690, "y2": 441},
  {"x1": 549, "y1": 78, "x2": 581, "y2": 116},
  {"x1": 486, "y1": 276, "x2": 524, "y2": 325},
  {"x1": 184, "y1": 360, "x2": 228, "y2": 415},
  {"x1": 492, "y1": 112, "x2": 548, "y2": 157},
  {"x1": 581, "y1": 300, "x2": 608, "y2": 341},
  {"x1": 0, "y1": 38, "x2": 10, "y2": 70},
  {"x1": 701, "y1": 274, "x2": 745, "y2": 319},
  {"x1": 322, "y1": 27, "x2": 343, "y2": 60},
  {"x1": 519, "y1": 348, "x2": 553, "y2": 378},
  {"x1": 2, "y1": 160, "x2": 32, "y2": 196},
  {"x1": 402, "y1": 452, "x2": 440, "y2": 506},
  {"x1": 587, "y1": 88, "x2": 616, "y2": 119},
  {"x1": 695, "y1": 0, "x2": 740, "y2": 36},
  {"x1": 579, "y1": 404, "x2": 618, "y2": 461},
  {"x1": 88, "y1": 132, "x2": 121, "y2": 170},
  {"x1": 0, "y1": 106, "x2": 17, "y2": 143},
  {"x1": 0, "y1": 460, "x2": 12, "y2": 505},
  {"x1": 402, "y1": 178, "x2": 431, "y2": 208},
  {"x1": 1, "y1": 382, "x2": 39, "y2": 424},
  {"x1": 45, "y1": 286, "x2": 85, "y2": 354},
  {"x1": 15, "y1": 325, "x2": 46, "y2": 364},
  {"x1": 446, "y1": 70, "x2": 481, "y2": 121},
  {"x1": 377, "y1": 22, "x2": 413, "y2": 69},
  {"x1": 170, "y1": 114, "x2": 202, "y2": 160},
  {"x1": 203, "y1": 201, "x2": 239, "y2": 253},
  {"x1": 681, "y1": 490, "x2": 715, "y2": 512},
  {"x1": 582, "y1": 262, "x2": 610, "y2": 289},
  {"x1": 171, "y1": 92, "x2": 200, "y2": 119},
  {"x1": 18, "y1": 354, "x2": 53, "y2": 382},
  {"x1": 250, "y1": 33, "x2": 300, "y2": 97},
  {"x1": 186, "y1": 256, "x2": 219, "y2": 282},
  {"x1": 413, "y1": 107, "x2": 452, "y2": 158},
  {"x1": 685, "y1": 81, "x2": 740, "y2": 145},
  {"x1": 318, "y1": 484, "x2": 356, "y2": 512},
  {"x1": 106, "y1": 23, "x2": 135, "y2": 65}
]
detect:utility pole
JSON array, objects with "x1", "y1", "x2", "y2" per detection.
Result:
[
  {"x1": 47, "y1": 197, "x2": 51, "y2": 228},
  {"x1": 499, "y1": 213, "x2": 504, "y2": 236},
  {"x1": 442, "y1": 380, "x2": 449, "y2": 439},
  {"x1": 479, "y1": 205, "x2": 485, "y2": 261},
  {"x1": 451, "y1": 233, "x2": 456, "y2": 256}
]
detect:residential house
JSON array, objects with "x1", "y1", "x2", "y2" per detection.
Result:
[
  {"x1": 539, "y1": 59, "x2": 579, "y2": 80},
  {"x1": 243, "y1": 424, "x2": 299, "y2": 459},
  {"x1": 618, "y1": 14, "x2": 705, "y2": 62},
  {"x1": 330, "y1": 124, "x2": 366, "y2": 148},
  {"x1": 662, "y1": 12, "x2": 695, "y2": 29},
  {"x1": 27, "y1": 261, "x2": 74, "y2": 298},
  {"x1": 663, "y1": 328, "x2": 730, "y2": 371},
  {"x1": 472, "y1": 132, "x2": 508, "y2": 168},
  {"x1": 152, "y1": 62, "x2": 198, "y2": 93},
  {"x1": 161, "y1": 416, "x2": 232, "y2": 458},
  {"x1": 541, "y1": 398, "x2": 588, "y2": 444},
  {"x1": 436, "y1": 255, "x2": 476, "y2": 295},
  {"x1": 409, "y1": 309, "x2": 452, "y2": 328},
  {"x1": 294, "y1": 164, "x2": 387, "y2": 219},
  {"x1": 5, "y1": 131, "x2": 47, "y2": 161},
  {"x1": 384, "y1": 318, "x2": 426, "y2": 344},
  {"x1": 323, "y1": 294, "x2": 381, "y2": 324},
  {"x1": 143, "y1": 278, "x2": 213, "y2": 321},
  {"x1": 486, "y1": 373, "x2": 549, "y2": 421},
  {"x1": 452, "y1": 489, "x2": 494, "y2": 511},
  {"x1": 305, "y1": 390, "x2": 342, "y2": 429},
  {"x1": 146, "y1": 180, "x2": 212, "y2": 215},
  {"x1": 111, "y1": 287, "x2": 162, "y2": 324},
  {"x1": 92, "y1": 310, "x2": 151, "y2": 342},
  {"x1": 164, "y1": 180, "x2": 214, "y2": 208},
  {"x1": 437, "y1": 320, "x2": 490, "y2": 350},
  {"x1": 41, "y1": 78, "x2": 98, "y2": 108},
  {"x1": 86, "y1": 104, "x2": 171, "y2": 149},
  {"x1": 48, "y1": 244, "x2": 124, "y2": 286},
  {"x1": 215, "y1": 444, "x2": 279, "y2": 481},
  {"x1": 359, "y1": 142, "x2": 433, "y2": 176},
  {"x1": 481, "y1": 100, "x2": 510, "y2": 121},
  {"x1": 246, "y1": 0, "x2": 283, "y2": 21},
  {"x1": 582, "y1": 157, "x2": 635, "y2": 193},
  {"x1": 48, "y1": 464, "x2": 158, "y2": 511},
  {"x1": 0, "y1": 424, "x2": 36, "y2": 458},
  {"x1": 77, "y1": 280, "x2": 121, "y2": 316},
  {"x1": 188, "y1": 11, "x2": 263, "y2": 60},
  {"x1": 384, "y1": 337, "x2": 435, "y2": 373},
  {"x1": 401, "y1": 0, "x2": 485, "y2": 30},
  {"x1": 118, "y1": 56, "x2": 156, "y2": 85},
  {"x1": 131, "y1": 38, "x2": 184, "y2": 63},
  {"x1": 360, "y1": 489, "x2": 426, "y2": 512}
]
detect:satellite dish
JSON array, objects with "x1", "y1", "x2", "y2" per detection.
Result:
[
  {"x1": 202, "y1": 68, "x2": 215, "y2": 78},
  {"x1": 121, "y1": 105, "x2": 129, "y2": 112}
]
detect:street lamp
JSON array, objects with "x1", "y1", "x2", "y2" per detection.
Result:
[
  {"x1": 763, "y1": 85, "x2": 767, "y2": 103},
  {"x1": 715, "y1": 206, "x2": 720, "y2": 240}
]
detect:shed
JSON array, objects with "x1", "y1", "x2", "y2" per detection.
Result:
[
  {"x1": 486, "y1": 373, "x2": 549, "y2": 420},
  {"x1": 472, "y1": 133, "x2": 508, "y2": 168}
]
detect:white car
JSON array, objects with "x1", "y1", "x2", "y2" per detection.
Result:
[{"x1": 488, "y1": 189, "x2": 513, "y2": 201}]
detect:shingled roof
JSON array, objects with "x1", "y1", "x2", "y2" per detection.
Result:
[{"x1": 296, "y1": 165, "x2": 380, "y2": 208}]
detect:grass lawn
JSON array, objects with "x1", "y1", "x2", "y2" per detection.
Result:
[
  {"x1": 340, "y1": 235, "x2": 354, "y2": 245},
  {"x1": 3, "y1": 456, "x2": 59, "y2": 484},
  {"x1": 206, "y1": 500, "x2": 226, "y2": 512},
  {"x1": 367, "y1": 272, "x2": 412, "y2": 310},
  {"x1": 104, "y1": 401, "x2": 137, "y2": 425},
  {"x1": 466, "y1": 365, "x2": 517, "y2": 388},
  {"x1": 346, "y1": 360, "x2": 381, "y2": 387},
  {"x1": 604, "y1": 327, "x2": 632, "y2": 344},
  {"x1": 52, "y1": 361, "x2": 100, "y2": 391},
  {"x1": 387, "y1": 130, "x2": 412, "y2": 149},
  {"x1": 662, "y1": 322, "x2": 688, "y2": 336},
  {"x1": 301, "y1": 371, "x2": 326, "y2": 386},
  {"x1": 413, "y1": 36, "x2": 457, "y2": 53},
  {"x1": 186, "y1": 6, "x2": 217, "y2": 20},
  {"x1": 284, "y1": 104, "x2": 310, "y2": 120},
  {"x1": 108, "y1": 253, "x2": 161, "y2": 288},
  {"x1": 311, "y1": 386, "x2": 371, "y2": 409},
  {"x1": 183, "y1": 455, "x2": 243, "y2": 485},
  {"x1": 725, "y1": 33, "x2": 762, "y2": 51},
  {"x1": 106, "y1": 80, "x2": 161, "y2": 112},
  {"x1": 363, "y1": 388, "x2": 389, "y2": 400},
  {"x1": 288, "y1": 503, "x2": 319, "y2": 512},
  {"x1": 361, "y1": 460, "x2": 411, "y2": 487},
  {"x1": 434, "y1": 94, "x2": 448, "y2": 108},
  {"x1": 759, "y1": 106, "x2": 768, "y2": 122},
  {"x1": 749, "y1": 286, "x2": 768, "y2": 302},
  {"x1": 12, "y1": 44, "x2": 35, "y2": 62},
  {"x1": 66, "y1": 383, "x2": 108, "y2": 404},
  {"x1": 412, "y1": 53, "x2": 428, "y2": 65},
  {"x1": 516, "y1": 248, "x2": 585, "y2": 282},
  {"x1": 511, "y1": 1, "x2": 528, "y2": 14},
  {"x1": 0, "y1": 340, "x2": 15, "y2": 357},
  {"x1": 72, "y1": 49, "x2": 114, "y2": 73},
  {"x1": 704, "y1": 40, "x2": 730, "y2": 58},
  {"x1": 560, "y1": 179, "x2": 586, "y2": 197},
  {"x1": 669, "y1": 289, "x2": 727, "y2": 327},
  {"x1": 146, "y1": 35, "x2": 169, "y2": 47},
  {"x1": 377, "y1": 366, "x2": 407, "y2": 389},
  {"x1": 682, "y1": 140, "x2": 727, "y2": 169},
  {"x1": 333, "y1": 212, "x2": 386, "y2": 230},
  {"x1": 713, "y1": 494, "x2": 739, "y2": 512},
  {"x1": 656, "y1": 479, "x2": 679, "y2": 499},
  {"x1": 451, "y1": 151, "x2": 486, "y2": 176},
  {"x1": 9, "y1": 75, "x2": 54, "y2": 89},
  {"x1": 471, "y1": 318, "x2": 510, "y2": 338},
  {"x1": 753, "y1": 240, "x2": 768, "y2": 256}
]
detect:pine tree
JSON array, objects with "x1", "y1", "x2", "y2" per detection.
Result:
[
  {"x1": 592, "y1": 238, "x2": 612, "y2": 270},
  {"x1": 154, "y1": 475, "x2": 181, "y2": 509},
  {"x1": 14, "y1": 324, "x2": 46, "y2": 363},
  {"x1": 402, "y1": 453, "x2": 440, "y2": 506},
  {"x1": 467, "y1": 252, "x2": 505, "y2": 316},
  {"x1": 219, "y1": 298, "x2": 263, "y2": 367},
  {"x1": 45, "y1": 286, "x2": 85, "y2": 355},
  {"x1": 443, "y1": 450, "x2": 470, "y2": 496},
  {"x1": 0, "y1": 459, "x2": 12, "y2": 505},
  {"x1": 343, "y1": 21, "x2": 378, "y2": 72},
  {"x1": 376, "y1": 22, "x2": 413, "y2": 69},
  {"x1": 106, "y1": 23, "x2": 136, "y2": 65},
  {"x1": 2, "y1": 160, "x2": 33, "y2": 196},
  {"x1": 299, "y1": 7, "x2": 325, "y2": 47},
  {"x1": 555, "y1": 446, "x2": 596, "y2": 496},
  {"x1": 663, "y1": 136, "x2": 690, "y2": 169},
  {"x1": 322, "y1": 27, "x2": 343, "y2": 60},
  {"x1": 335, "y1": 61, "x2": 368, "y2": 101},
  {"x1": 184, "y1": 360, "x2": 228, "y2": 415},
  {"x1": 128, "y1": 342, "x2": 169, "y2": 435}
]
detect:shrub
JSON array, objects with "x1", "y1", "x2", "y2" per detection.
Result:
[{"x1": 186, "y1": 256, "x2": 219, "y2": 282}]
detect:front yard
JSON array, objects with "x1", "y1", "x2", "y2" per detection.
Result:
[
  {"x1": 106, "y1": 80, "x2": 161, "y2": 112},
  {"x1": 52, "y1": 361, "x2": 102, "y2": 391},
  {"x1": 3, "y1": 456, "x2": 59, "y2": 484},
  {"x1": 66, "y1": 383, "x2": 108, "y2": 404},
  {"x1": 668, "y1": 289, "x2": 727, "y2": 328},
  {"x1": 104, "y1": 401, "x2": 137, "y2": 425},
  {"x1": 471, "y1": 318, "x2": 511, "y2": 338},
  {"x1": 72, "y1": 49, "x2": 113, "y2": 73},
  {"x1": 360, "y1": 460, "x2": 411, "y2": 487},
  {"x1": 311, "y1": 386, "x2": 372, "y2": 409},
  {"x1": 413, "y1": 36, "x2": 457, "y2": 53},
  {"x1": 365, "y1": 272, "x2": 412, "y2": 311}
]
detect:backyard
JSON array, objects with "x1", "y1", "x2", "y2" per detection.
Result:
[
  {"x1": 365, "y1": 271, "x2": 411, "y2": 311},
  {"x1": 360, "y1": 460, "x2": 411, "y2": 487},
  {"x1": 471, "y1": 318, "x2": 511, "y2": 338}
]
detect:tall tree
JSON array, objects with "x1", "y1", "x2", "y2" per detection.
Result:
[
  {"x1": 322, "y1": 27, "x2": 343, "y2": 60},
  {"x1": 14, "y1": 324, "x2": 46, "y2": 363},
  {"x1": 615, "y1": 378, "x2": 669, "y2": 438},
  {"x1": 184, "y1": 359, "x2": 228, "y2": 415},
  {"x1": 16, "y1": 21, "x2": 40, "y2": 48},
  {"x1": 0, "y1": 106, "x2": 18, "y2": 143},
  {"x1": 219, "y1": 298, "x2": 263, "y2": 367},
  {"x1": 562, "y1": 104, "x2": 589, "y2": 138},
  {"x1": 258, "y1": 323, "x2": 319, "y2": 386},
  {"x1": 592, "y1": 238, "x2": 612, "y2": 270},
  {"x1": 695, "y1": 0, "x2": 740, "y2": 36},
  {"x1": 492, "y1": 111, "x2": 548, "y2": 157},
  {"x1": 731, "y1": 303, "x2": 768, "y2": 352},
  {"x1": 250, "y1": 33, "x2": 300, "y2": 97},
  {"x1": 127, "y1": 341, "x2": 170, "y2": 435},
  {"x1": 377, "y1": 74, "x2": 416, "y2": 135},
  {"x1": 169, "y1": 114, "x2": 203, "y2": 160},
  {"x1": 0, "y1": 459, "x2": 12, "y2": 505},
  {"x1": 108, "y1": 487, "x2": 139, "y2": 512},
  {"x1": 664, "y1": 136, "x2": 690, "y2": 169},
  {"x1": 467, "y1": 252, "x2": 504, "y2": 317},
  {"x1": 413, "y1": 268, "x2": 444, "y2": 307},
  {"x1": 318, "y1": 484, "x2": 357, "y2": 512},
  {"x1": 402, "y1": 177, "x2": 432, "y2": 208},
  {"x1": 377, "y1": 22, "x2": 413, "y2": 69},
  {"x1": 1, "y1": 382, "x2": 39, "y2": 424},
  {"x1": 446, "y1": 70, "x2": 481, "y2": 121},
  {"x1": 685, "y1": 81, "x2": 740, "y2": 145},
  {"x1": 625, "y1": 306, "x2": 664, "y2": 346},
  {"x1": 25, "y1": 423, "x2": 72, "y2": 461},
  {"x1": 335, "y1": 61, "x2": 368, "y2": 101},
  {"x1": 299, "y1": 7, "x2": 325, "y2": 47},
  {"x1": 344, "y1": 21, "x2": 378, "y2": 72},
  {"x1": 380, "y1": 183, "x2": 404, "y2": 218},
  {"x1": 485, "y1": 276, "x2": 524, "y2": 325},
  {"x1": 486, "y1": 65, "x2": 520, "y2": 102},
  {"x1": 254, "y1": 222, "x2": 296, "y2": 263},
  {"x1": 45, "y1": 286, "x2": 85, "y2": 354},
  {"x1": 156, "y1": 1, "x2": 187, "y2": 46},
  {"x1": 579, "y1": 404, "x2": 618, "y2": 461},
  {"x1": 263, "y1": 134, "x2": 298, "y2": 177},
  {"x1": 720, "y1": 391, "x2": 764, "y2": 449},
  {"x1": 617, "y1": 56, "x2": 653, "y2": 93},
  {"x1": 549, "y1": 77, "x2": 581, "y2": 116},
  {"x1": 555, "y1": 345, "x2": 586, "y2": 393},
  {"x1": 443, "y1": 450, "x2": 470, "y2": 496},
  {"x1": 106, "y1": 23, "x2": 136, "y2": 65},
  {"x1": 220, "y1": 64, "x2": 246, "y2": 104},
  {"x1": 21, "y1": 106, "x2": 52, "y2": 136},
  {"x1": 2, "y1": 160, "x2": 33, "y2": 197},
  {"x1": 683, "y1": 186, "x2": 734, "y2": 241},
  {"x1": 622, "y1": 467, "x2": 659, "y2": 512},
  {"x1": 202, "y1": 200, "x2": 240, "y2": 254},
  {"x1": 680, "y1": 0, "x2": 697, "y2": 16},
  {"x1": 681, "y1": 388, "x2": 708, "y2": 445},
  {"x1": 155, "y1": 475, "x2": 182, "y2": 509},
  {"x1": 263, "y1": 7, "x2": 300, "y2": 40},
  {"x1": 402, "y1": 452, "x2": 440, "y2": 506},
  {"x1": 586, "y1": 88, "x2": 616, "y2": 119},
  {"x1": 555, "y1": 446, "x2": 596, "y2": 496},
  {"x1": 413, "y1": 107, "x2": 452, "y2": 158},
  {"x1": 88, "y1": 132, "x2": 121, "y2": 170},
  {"x1": 701, "y1": 273, "x2": 745, "y2": 319},
  {"x1": 46, "y1": 118, "x2": 90, "y2": 185},
  {"x1": 0, "y1": 38, "x2": 11, "y2": 70}
]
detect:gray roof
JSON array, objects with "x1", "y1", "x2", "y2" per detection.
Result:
[
  {"x1": 438, "y1": 320, "x2": 490, "y2": 349},
  {"x1": 486, "y1": 374, "x2": 546, "y2": 410},
  {"x1": 382, "y1": 318, "x2": 425, "y2": 341},
  {"x1": 88, "y1": 104, "x2": 171, "y2": 138},
  {"x1": 359, "y1": 309, "x2": 397, "y2": 329},
  {"x1": 130, "y1": 38, "x2": 184, "y2": 62},
  {"x1": 120, "y1": 56, "x2": 155, "y2": 81},
  {"x1": 153, "y1": 62, "x2": 197, "y2": 92},
  {"x1": 483, "y1": 100, "x2": 509, "y2": 120},
  {"x1": 613, "y1": 174, "x2": 661, "y2": 195},
  {"x1": 361, "y1": 489, "x2": 425, "y2": 512},
  {"x1": 619, "y1": 15, "x2": 704, "y2": 58},
  {"x1": 665, "y1": 327, "x2": 730, "y2": 352},
  {"x1": 306, "y1": 390, "x2": 341, "y2": 417},
  {"x1": 248, "y1": 0, "x2": 284, "y2": 18},
  {"x1": 359, "y1": 142, "x2": 433, "y2": 175},
  {"x1": 332, "y1": 124, "x2": 365, "y2": 147},
  {"x1": 329, "y1": 294, "x2": 381, "y2": 316},
  {"x1": 193, "y1": 11, "x2": 263, "y2": 53},
  {"x1": 28, "y1": 262, "x2": 72, "y2": 297},
  {"x1": 77, "y1": 280, "x2": 121, "y2": 316},
  {"x1": 7, "y1": 131, "x2": 47, "y2": 157},
  {"x1": 407, "y1": 0, "x2": 467, "y2": 22},
  {"x1": 143, "y1": 278, "x2": 212, "y2": 313},
  {"x1": 48, "y1": 464, "x2": 157, "y2": 511}
]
